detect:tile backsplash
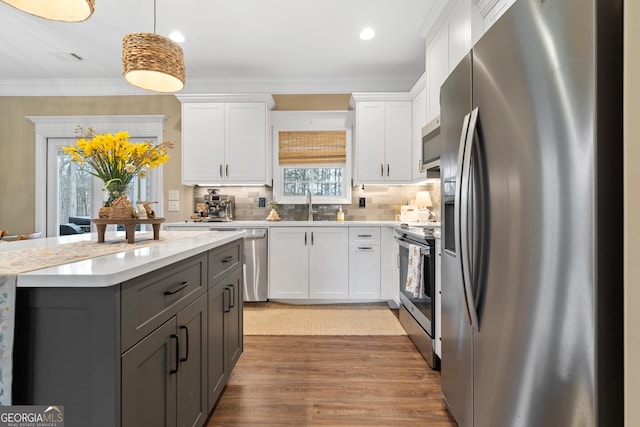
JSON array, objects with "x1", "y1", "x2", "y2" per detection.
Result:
[{"x1": 192, "y1": 183, "x2": 441, "y2": 222}]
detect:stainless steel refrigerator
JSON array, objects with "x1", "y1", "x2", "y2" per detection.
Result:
[{"x1": 439, "y1": 0, "x2": 623, "y2": 426}]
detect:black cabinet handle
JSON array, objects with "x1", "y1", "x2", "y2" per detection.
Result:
[
  {"x1": 179, "y1": 325, "x2": 189, "y2": 363},
  {"x1": 170, "y1": 334, "x2": 179, "y2": 374},
  {"x1": 311, "y1": 232, "x2": 314, "y2": 245},
  {"x1": 357, "y1": 234, "x2": 372, "y2": 238},
  {"x1": 165, "y1": 281, "x2": 189, "y2": 296},
  {"x1": 222, "y1": 255, "x2": 235, "y2": 263},
  {"x1": 304, "y1": 232, "x2": 307, "y2": 246},
  {"x1": 224, "y1": 288, "x2": 231, "y2": 313},
  {"x1": 219, "y1": 164, "x2": 223, "y2": 178},
  {"x1": 358, "y1": 247, "x2": 373, "y2": 250},
  {"x1": 387, "y1": 164, "x2": 390, "y2": 177},
  {"x1": 380, "y1": 164, "x2": 384, "y2": 177},
  {"x1": 226, "y1": 164, "x2": 229, "y2": 177},
  {"x1": 228, "y1": 284, "x2": 235, "y2": 309}
]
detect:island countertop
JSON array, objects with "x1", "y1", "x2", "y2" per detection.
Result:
[{"x1": 3, "y1": 230, "x2": 245, "y2": 288}]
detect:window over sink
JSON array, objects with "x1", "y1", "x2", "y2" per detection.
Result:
[{"x1": 271, "y1": 113, "x2": 353, "y2": 204}]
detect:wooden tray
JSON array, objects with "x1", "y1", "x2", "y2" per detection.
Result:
[{"x1": 91, "y1": 218, "x2": 166, "y2": 244}]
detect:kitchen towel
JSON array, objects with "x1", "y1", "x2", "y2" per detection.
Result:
[{"x1": 405, "y1": 244, "x2": 423, "y2": 298}]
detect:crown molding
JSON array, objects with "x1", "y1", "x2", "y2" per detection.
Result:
[
  {"x1": 408, "y1": 73, "x2": 427, "y2": 98},
  {"x1": 176, "y1": 93, "x2": 276, "y2": 109},
  {"x1": 0, "y1": 74, "x2": 424, "y2": 97}
]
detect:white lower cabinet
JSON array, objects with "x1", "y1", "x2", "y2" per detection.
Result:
[
  {"x1": 380, "y1": 227, "x2": 399, "y2": 304},
  {"x1": 348, "y1": 227, "x2": 381, "y2": 299},
  {"x1": 269, "y1": 227, "x2": 349, "y2": 300}
]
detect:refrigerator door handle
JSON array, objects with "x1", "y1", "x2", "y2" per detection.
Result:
[
  {"x1": 461, "y1": 107, "x2": 481, "y2": 331},
  {"x1": 455, "y1": 112, "x2": 473, "y2": 327}
]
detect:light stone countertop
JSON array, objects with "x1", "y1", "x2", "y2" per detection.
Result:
[{"x1": 11, "y1": 230, "x2": 245, "y2": 288}]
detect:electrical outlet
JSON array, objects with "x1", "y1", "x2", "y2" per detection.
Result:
[
  {"x1": 359, "y1": 197, "x2": 366, "y2": 208},
  {"x1": 168, "y1": 200, "x2": 179, "y2": 212},
  {"x1": 168, "y1": 190, "x2": 179, "y2": 201},
  {"x1": 259, "y1": 197, "x2": 266, "y2": 208}
]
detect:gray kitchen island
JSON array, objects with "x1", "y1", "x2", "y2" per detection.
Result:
[{"x1": 9, "y1": 230, "x2": 245, "y2": 427}]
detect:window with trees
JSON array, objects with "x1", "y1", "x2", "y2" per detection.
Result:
[{"x1": 273, "y1": 130, "x2": 352, "y2": 204}]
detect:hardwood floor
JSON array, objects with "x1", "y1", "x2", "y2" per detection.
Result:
[{"x1": 206, "y1": 335, "x2": 457, "y2": 426}]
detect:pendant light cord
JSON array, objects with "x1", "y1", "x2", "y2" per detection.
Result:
[{"x1": 153, "y1": 0, "x2": 157, "y2": 34}]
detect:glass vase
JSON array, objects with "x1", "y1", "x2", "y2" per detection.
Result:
[{"x1": 103, "y1": 180, "x2": 131, "y2": 207}]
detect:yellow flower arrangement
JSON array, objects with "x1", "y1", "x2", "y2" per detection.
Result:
[{"x1": 63, "y1": 126, "x2": 173, "y2": 206}]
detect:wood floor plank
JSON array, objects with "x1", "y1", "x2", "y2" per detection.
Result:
[{"x1": 206, "y1": 336, "x2": 456, "y2": 426}]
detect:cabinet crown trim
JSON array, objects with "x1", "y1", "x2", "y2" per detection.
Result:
[
  {"x1": 271, "y1": 110, "x2": 354, "y2": 129},
  {"x1": 176, "y1": 94, "x2": 275, "y2": 108},
  {"x1": 473, "y1": 0, "x2": 501, "y2": 17},
  {"x1": 350, "y1": 92, "x2": 414, "y2": 110}
]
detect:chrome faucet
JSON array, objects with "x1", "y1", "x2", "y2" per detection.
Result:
[{"x1": 307, "y1": 191, "x2": 317, "y2": 221}]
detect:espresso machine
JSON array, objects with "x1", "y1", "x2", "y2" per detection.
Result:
[{"x1": 203, "y1": 193, "x2": 234, "y2": 221}]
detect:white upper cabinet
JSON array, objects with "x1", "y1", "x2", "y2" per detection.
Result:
[
  {"x1": 426, "y1": 25, "x2": 449, "y2": 122},
  {"x1": 474, "y1": 0, "x2": 518, "y2": 32},
  {"x1": 181, "y1": 103, "x2": 225, "y2": 184},
  {"x1": 411, "y1": 77, "x2": 428, "y2": 182},
  {"x1": 355, "y1": 101, "x2": 385, "y2": 183},
  {"x1": 448, "y1": 0, "x2": 473, "y2": 75},
  {"x1": 224, "y1": 103, "x2": 268, "y2": 183},
  {"x1": 178, "y1": 95, "x2": 274, "y2": 185},
  {"x1": 424, "y1": 0, "x2": 481, "y2": 121},
  {"x1": 351, "y1": 94, "x2": 413, "y2": 184}
]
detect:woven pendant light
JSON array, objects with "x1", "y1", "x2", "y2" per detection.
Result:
[
  {"x1": 0, "y1": 0, "x2": 95, "y2": 22},
  {"x1": 122, "y1": 32, "x2": 185, "y2": 93}
]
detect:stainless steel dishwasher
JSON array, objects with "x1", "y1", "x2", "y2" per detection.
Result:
[{"x1": 210, "y1": 227, "x2": 268, "y2": 301}]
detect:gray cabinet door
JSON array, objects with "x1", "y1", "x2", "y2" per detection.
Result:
[
  {"x1": 122, "y1": 318, "x2": 178, "y2": 427},
  {"x1": 207, "y1": 283, "x2": 227, "y2": 411},
  {"x1": 225, "y1": 269, "x2": 243, "y2": 373},
  {"x1": 207, "y1": 267, "x2": 244, "y2": 411},
  {"x1": 177, "y1": 294, "x2": 208, "y2": 427}
]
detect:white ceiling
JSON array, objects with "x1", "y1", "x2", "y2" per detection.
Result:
[{"x1": 0, "y1": 0, "x2": 438, "y2": 96}]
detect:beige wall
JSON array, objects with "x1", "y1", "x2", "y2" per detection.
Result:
[
  {"x1": 272, "y1": 94, "x2": 351, "y2": 111},
  {"x1": 625, "y1": 0, "x2": 639, "y2": 425},
  {"x1": 0, "y1": 95, "x2": 188, "y2": 235}
]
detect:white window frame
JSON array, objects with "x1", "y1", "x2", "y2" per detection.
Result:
[
  {"x1": 30, "y1": 115, "x2": 167, "y2": 236},
  {"x1": 271, "y1": 111, "x2": 354, "y2": 205}
]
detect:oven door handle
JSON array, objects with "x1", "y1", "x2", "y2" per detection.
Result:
[{"x1": 394, "y1": 236, "x2": 429, "y2": 256}]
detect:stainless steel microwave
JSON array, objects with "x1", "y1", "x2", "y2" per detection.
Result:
[{"x1": 420, "y1": 115, "x2": 441, "y2": 178}]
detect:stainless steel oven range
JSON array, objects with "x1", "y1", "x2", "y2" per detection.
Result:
[{"x1": 394, "y1": 225, "x2": 440, "y2": 370}]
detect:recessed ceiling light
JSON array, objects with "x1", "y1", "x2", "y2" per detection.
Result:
[
  {"x1": 359, "y1": 28, "x2": 375, "y2": 41},
  {"x1": 169, "y1": 31, "x2": 186, "y2": 43}
]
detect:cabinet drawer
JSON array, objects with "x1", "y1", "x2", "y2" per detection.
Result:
[
  {"x1": 349, "y1": 227, "x2": 380, "y2": 245},
  {"x1": 121, "y1": 253, "x2": 207, "y2": 351},
  {"x1": 209, "y1": 240, "x2": 242, "y2": 285}
]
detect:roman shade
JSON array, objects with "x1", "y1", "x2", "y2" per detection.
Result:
[{"x1": 278, "y1": 131, "x2": 346, "y2": 165}]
